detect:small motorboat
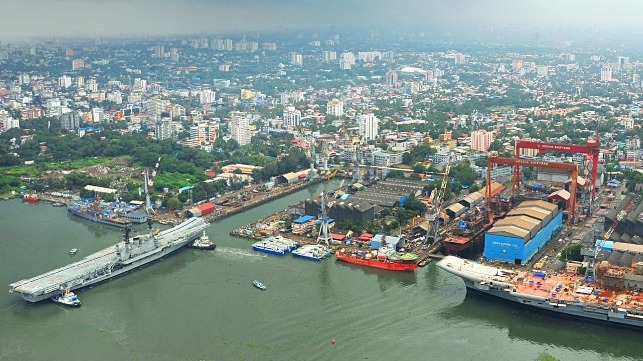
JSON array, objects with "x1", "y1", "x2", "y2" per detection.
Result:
[
  {"x1": 51, "y1": 288, "x2": 81, "y2": 307},
  {"x1": 253, "y1": 280, "x2": 267, "y2": 290},
  {"x1": 69, "y1": 248, "x2": 78, "y2": 255}
]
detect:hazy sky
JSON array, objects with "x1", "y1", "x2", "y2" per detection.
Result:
[{"x1": 0, "y1": 0, "x2": 642, "y2": 41}]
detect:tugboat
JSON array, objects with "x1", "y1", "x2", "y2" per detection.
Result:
[
  {"x1": 22, "y1": 193, "x2": 40, "y2": 203},
  {"x1": 187, "y1": 230, "x2": 216, "y2": 250},
  {"x1": 51, "y1": 288, "x2": 81, "y2": 307},
  {"x1": 253, "y1": 280, "x2": 267, "y2": 290}
]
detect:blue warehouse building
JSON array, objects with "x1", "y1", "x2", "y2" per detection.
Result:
[{"x1": 484, "y1": 200, "x2": 562, "y2": 265}]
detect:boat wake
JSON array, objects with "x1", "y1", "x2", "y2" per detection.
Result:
[{"x1": 215, "y1": 247, "x2": 266, "y2": 261}]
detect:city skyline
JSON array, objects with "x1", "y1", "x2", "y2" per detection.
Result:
[{"x1": 2, "y1": 0, "x2": 643, "y2": 41}]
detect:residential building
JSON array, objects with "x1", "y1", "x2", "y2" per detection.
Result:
[
  {"x1": 357, "y1": 113, "x2": 379, "y2": 141},
  {"x1": 283, "y1": 106, "x2": 301, "y2": 130},
  {"x1": 326, "y1": 99, "x2": 344, "y2": 117},
  {"x1": 470, "y1": 129, "x2": 495, "y2": 152},
  {"x1": 230, "y1": 114, "x2": 251, "y2": 146}
]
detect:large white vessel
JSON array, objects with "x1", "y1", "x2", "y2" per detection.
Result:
[
  {"x1": 437, "y1": 255, "x2": 643, "y2": 329},
  {"x1": 9, "y1": 217, "x2": 209, "y2": 303}
]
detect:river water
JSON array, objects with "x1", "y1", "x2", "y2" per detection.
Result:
[{"x1": 0, "y1": 181, "x2": 641, "y2": 361}]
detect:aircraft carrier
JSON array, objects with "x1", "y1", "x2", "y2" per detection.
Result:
[{"x1": 9, "y1": 217, "x2": 209, "y2": 303}]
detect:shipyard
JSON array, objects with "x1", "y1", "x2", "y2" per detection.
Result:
[{"x1": 5, "y1": 11, "x2": 643, "y2": 360}]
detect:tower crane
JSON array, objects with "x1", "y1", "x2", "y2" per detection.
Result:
[{"x1": 426, "y1": 153, "x2": 452, "y2": 243}]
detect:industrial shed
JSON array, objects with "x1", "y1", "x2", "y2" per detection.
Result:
[
  {"x1": 186, "y1": 202, "x2": 216, "y2": 217},
  {"x1": 459, "y1": 191, "x2": 484, "y2": 208},
  {"x1": 445, "y1": 203, "x2": 466, "y2": 219},
  {"x1": 484, "y1": 200, "x2": 562, "y2": 265}
]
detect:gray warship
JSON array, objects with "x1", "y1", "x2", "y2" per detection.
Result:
[{"x1": 9, "y1": 217, "x2": 209, "y2": 303}]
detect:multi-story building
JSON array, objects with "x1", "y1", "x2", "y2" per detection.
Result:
[
  {"x1": 339, "y1": 52, "x2": 355, "y2": 70},
  {"x1": 60, "y1": 109, "x2": 79, "y2": 130},
  {"x1": 601, "y1": 66, "x2": 613, "y2": 82},
  {"x1": 199, "y1": 90, "x2": 216, "y2": 104},
  {"x1": 326, "y1": 99, "x2": 344, "y2": 117},
  {"x1": 155, "y1": 118, "x2": 182, "y2": 141},
  {"x1": 58, "y1": 76, "x2": 72, "y2": 88},
  {"x1": 71, "y1": 59, "x2": 84, "y2": 71},
  {"x1": 0, "y1": 109, "x2": 19, "y2": 133},
  {"x1": 289, "y1": 52, "x2": 303, "y2": 66},
  {"x1": 91, "y1": 108, "x2": 104, "y2": 123},
  {"x1": 190, "y1": 121, "x2": 218, "y2": 144},
  {"x1": 357, "y1": 113, "x2": 379, "y2": 141},
  {"x1": 322, "y1": 50, "x2": 336, "y2": 62},
  {"x1": 283, "y1": 106, "x2": 301, "y2": 130},
  {"x1": 385, "y1": 69, "x2": 398, "y2": 88},
  {"x1": 230, "y1": 114, "x2": 251, "y2": 146},
  {"x1": 470, "y1": 129, "x2": 495, "y2": 152},
  {"x1": 154, "y1": 44, "x2": 165, "y2": 58},
  {"x1": 85, "y1": 78, "x2": 98, "y2": 92}
]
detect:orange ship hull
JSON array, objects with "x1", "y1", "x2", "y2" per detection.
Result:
[{"x1": 335, "y1": 252, "x2": 418, "y2": 271}]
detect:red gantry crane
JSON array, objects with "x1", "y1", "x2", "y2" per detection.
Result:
[
  {"x1": 487, "y1": 154, "x2": 578, "y2": 223},
  {"x1": 514, "y1": 136, "x2": 600, "y2": 199}
]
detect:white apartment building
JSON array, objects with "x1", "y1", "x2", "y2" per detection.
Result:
[
  {"x1": 326, "y1": 99, "x2": 344, "y2": 117},
  {"x1": 601, "y1": 66, "x2": 613, "y2": 82},
  {"x1": 357, "y1": 113, "x2": 379, "y2": 141},
  {"x1": 230, "y1": 115, "x2": 251, "y2": 146},
  {"x1": 199, "y1": 90, "x2": 216, "y2": 104},
  {"x1": 283, "y1": 106, "x2": 301, "y2": 130}
]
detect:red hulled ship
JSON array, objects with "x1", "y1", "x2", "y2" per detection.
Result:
[
  {"x1": 335, "y1": 248, "x2": 418, "y2": 271},
  {"x1": 22, "y1": 194, "x2": 40, "y2": 203}
]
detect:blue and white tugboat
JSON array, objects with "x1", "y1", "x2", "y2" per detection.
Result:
[{"x1": 51, "y1": 288, "x2": 81, "y2": 307}]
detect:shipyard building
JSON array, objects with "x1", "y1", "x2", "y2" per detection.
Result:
[
  {"x1": 484, "y1": 200, "x2": 562, "y2": 265},
  {"x1": 304, "y1": 178, "x2": 425, "y2": 224}
]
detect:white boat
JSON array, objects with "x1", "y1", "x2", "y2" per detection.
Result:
[
  {"x1": 51, "y1": 288, "x2": 81, "y2": 307},
  {"x1": 292, "y1": 244, "x2": 331, "y2": 261},
  {"x1": 69, "y1": 248, "x2": 78, "y2": 255},
  {"x1": 253, "y1": 280, "x2": 267, "y2": 290},
  {"x1": 187, "y1": 230, "x2": 216, "y2": 250}
]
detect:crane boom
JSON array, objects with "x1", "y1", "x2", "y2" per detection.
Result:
[{"x1": 426, "y1": 153, "x2": 452, "y2": 243}]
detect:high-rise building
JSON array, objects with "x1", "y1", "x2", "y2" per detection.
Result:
[
  {"x1": 385, "y1": 69, "x2": 398, "y2": 88},
  {"x1": 470, "y1": 129, "x2": 495, "y2": 152},
  {"x1": 633, "y1": 74, "x2": 641, "y2": 88},
  {"x1": 60, "y1": 109, "x2": 79, "y2": 130},
  {"x1": 154, "y1": 44, "x2": 165, "y2": 58},
  {"x1": 601, "y1": 66, "x2": 613, "y2": 82},
  {"x1": 199, "y1": 90, "x2": 216, "y2": 104},
  {"x1": 72, "y1": 59, "x2": 84, "y2": 71},
  {"x1": 75, "y1": 76, "x2": 84, "y2": 88},
  {"x1": 0, "y1": 109, "x2": 19, "y2": 133},
  {"x1": 536, "y1": 65, "x2": 548, "y2": 77},
  {"x1": 230, "y1": 114, "x2": 251, "y2": 146},
  {"x1": 91, "y1": 108, "x2": 104, "y2": 123},
  {"x1": 357, "y1": 113, "x2": 379, "y2": 141},
  {"x1": 326, "y1": 99, "x2": 344, "y2": 117},
  {"x1": 58, "y1": 76, "x2": 72, "y2": 88},
  {"x1": 170, "y1": 47, "x2": 179, "y2": 63},
  {"x1": 86, "y1": 78, "x2": 98, "y2": 92},
  {"x1": 190, "y1": 121, "x2": 218, "y2": 144},
  {"x1": 289, "y1": 52, "x2": 303, "y2": 66},
  {"x1": 339, "y1": 52, "x2": 355, "y2": 70},
  {"x1": 283, "y1": 106, "x2": 301, "y2": 130},
  {"x1": 424, "y1": 70, "x2": 434, "y2": 83},
  {"x1": 322, "y1": 50, "x2": 336, "y2": 62}
]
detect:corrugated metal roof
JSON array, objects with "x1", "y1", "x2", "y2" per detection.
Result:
[
  {"x1": 488, "y1": 225, "x2": 529, "y2": 239},
  {"x1": 507, "y1": 207, "x2": 549, "y2": 220},
  {"x1": 519, "y1": 200, "x2": 558, "y2": 212},
  {"x1": 446, "y1": 203, "x2": 465, "y2": 212}
]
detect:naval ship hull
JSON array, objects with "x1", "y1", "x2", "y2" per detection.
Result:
[
  {"x1": 67, "y1": 206, "x2": 132, "y2": 228},
  {"x1": 10, "y1": 217, "x2": 208, "y2": 303},
  {"x1": 437, "y1": 256, "x2": 643, "y2": 330}
]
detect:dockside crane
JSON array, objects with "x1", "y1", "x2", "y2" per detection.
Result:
[{"x1": 426, "y1": 153, "x2": 452, "y2": 243}]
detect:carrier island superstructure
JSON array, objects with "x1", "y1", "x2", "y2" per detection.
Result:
[{"x1": 9, "y1": 217, "x2": 209, "y2": 303}]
